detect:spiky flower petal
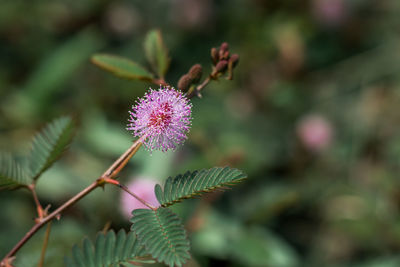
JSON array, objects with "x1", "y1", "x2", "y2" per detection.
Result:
[{"x1": 127, "y1": 86, "x2": 192, "y2": 152}]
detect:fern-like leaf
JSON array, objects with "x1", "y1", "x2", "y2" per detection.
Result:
[
  {"x1": 130, "y1": 208, "x2": 190, "y2": 267},
  {"x1": 29, "y1": 116, "x2": 74, "y2": 180},
  {"x1": 65, "y1": 229, "x2": 151, "y2": 267},
  {"x1": 155, "y1": 166, "x2": 247, "y2": 207},
  {"x1": 0, "y1": 152, "x2": 32, "y2": 190}
]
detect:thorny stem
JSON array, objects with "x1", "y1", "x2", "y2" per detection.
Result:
[
  {"x1": 38, "y1": 221, "x2": 52, "y2": 267},
  {"x1": 1, "y1": 139, "x2": 143, "y2": 265}
]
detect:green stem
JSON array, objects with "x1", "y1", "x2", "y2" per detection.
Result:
[{"x1": 38, "y1": 221, "x2": 52, "y2": 267}]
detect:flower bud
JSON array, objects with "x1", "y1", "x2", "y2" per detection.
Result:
[
  {"x1": 215, "y1": 60, "x2": 228, "y2": 73},
  {"x1": 222, "y1": 51, "x2": 230, "y2": 60},
  {"x1": 220, "y1": 42, "x2": 229, "y2": 53},
  {"x1": 219, "y1": 42, "x2": 229, "y2": 59},
  {"x1": 227, "y1": 54, "x2": 239, "y2": 80},
  {"x1": 188, "y1": 64, "x2": 203, "y2": 83},
  {"x1": 229, "y1": 54, "x2": 239, "y2": 68},
  {"x1": 211, "y1": 47, "x2": 219, "y2": 65},
  {"x1": 177, "y1": 74, "x2": 193, "y2": 92}
]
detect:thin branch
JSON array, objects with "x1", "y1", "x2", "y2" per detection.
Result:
[
  {"x1": 104, "y1": 178, "x2": 156, "y2": 210},
  {"x1": 187, "y1": 76, "x2": 211, "y2": 99},
  {"x1": 2, "y1": 180, "x2": 99, "y2": 263},
  {"x1": 102, "y1": 137, "x2": 144, "y2": 178},
  {"x1": 38, "y1": 221, "x2": 52, "y2": 267},
  {"x1": 101, "y1": 221, "x2": 112, "y2": 234},
  {"x1": 27, "y1": 184, "x2": 44, "y2": 219},
  {"x1": 1, "y1": 139, "x2": 143, "y2": 264}
]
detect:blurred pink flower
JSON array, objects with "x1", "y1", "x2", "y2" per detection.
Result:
[
  {"x1": 296, "y1": 114, "x2": 333, "y2": 152},
  {"x1": 120, "y1": 177, "x2": 160, "y2": 218},
  {"x1": 312, "y1": 0, "x2": 348, "y2": 27}
]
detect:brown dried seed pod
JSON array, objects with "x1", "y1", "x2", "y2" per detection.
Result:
[
  {"x1": 215, "y1": 60, "x2": 228, "y2": 73},
  {"x1": 177, "y1": 74, "x2": 193, "y2": 92},
  {"x1": 211, "y1": 47, "x2": 219, "y2": 65},
  {"x1": 188, "y1": 64, "x2": 203, "y2": 84}
]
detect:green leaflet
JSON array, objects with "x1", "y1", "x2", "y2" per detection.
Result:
[
  {"x1": 91, "y1": 54, "x2": 154, "y2": 82},
  {"x1": 155, "y1": 166, "x2": 247, "y2": 207},
  {"x1": 143, "y1": 30, "x2": 170, "y2": 78},
  {"x1": 0, "y1": 152, "x2": 32, "y2": 190},
  {"x1": 65, "y1": 229, "x2": 150, "y2": 267},
  {"x1": 29, "y1": 116, "x2": 75, "y2": 180},
  {"x1": 131, "y1": 208, "x2": 190, "y2": 267}
]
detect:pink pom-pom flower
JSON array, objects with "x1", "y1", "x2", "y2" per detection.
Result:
[{"x1": 127, "y1": 86, "x2": 192, "y2": 152}]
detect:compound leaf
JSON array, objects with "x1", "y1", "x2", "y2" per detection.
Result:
[
  {"x1": 130, "y1": 208, "x2": 190, "y2": 267},
  {"x1": 65, "y1": 229, "x2": 150, "y2": 267},
  {"x1": 156, "y1": 166, "x2": 247, "y2": 207},
  {"x1": 29, "y1": 116, "x2": 74, "y2": 180},
  {"x1": 0, "y1": 152, "x2": 32, "y2": 190}
]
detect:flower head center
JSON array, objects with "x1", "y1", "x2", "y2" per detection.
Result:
[{"x1": 148, "y1": 102, "x2": 172, "y2": 129}]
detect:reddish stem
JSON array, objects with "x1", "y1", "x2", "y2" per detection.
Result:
[
  {"x1": 104, "y1": 178, "x2": 156, "y2": 210},
  {"x1": 1, "y1": 139, "x2": 143, "y2": 264},
  {"x1": 27, "y1": 184, "x2": 44, "y2": 219},
  {"x1": 187, "y1": 76, "x2": 211, "y2": 99}
]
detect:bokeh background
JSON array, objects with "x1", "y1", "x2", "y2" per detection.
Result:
[{"x1": 2, "y1": 0, "x2": 400, "y2": 266}]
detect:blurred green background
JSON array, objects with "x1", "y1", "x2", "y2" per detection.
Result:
[{"x1": 2, "y1": 0, "x2": 400, "y2": 266}]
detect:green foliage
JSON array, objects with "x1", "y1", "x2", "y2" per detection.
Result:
[
  {"x1": 0, "y1": 152, "x2": 32, "y2": 190},
  {"x1": 29, "y1": 116, "x2": 75, "y2": 180},
  {"x1": 143, "y1": 30, "x2": 170, "y2": 79},
  {"x1": 65, "y1": 229, "x2": 151, "y2": 267},
  {"x1": 23, "y1": 29, "x2": 103, "y2": 106},
  {"x1": 154, "y1": 166, "x2": 247, "y2": 207},
  {"x1": 91, "y1": 54, "x2": 154, "y2": 82},
  {"x1": 130, "y1": 208, "x2": 190, "y2": 267}
]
